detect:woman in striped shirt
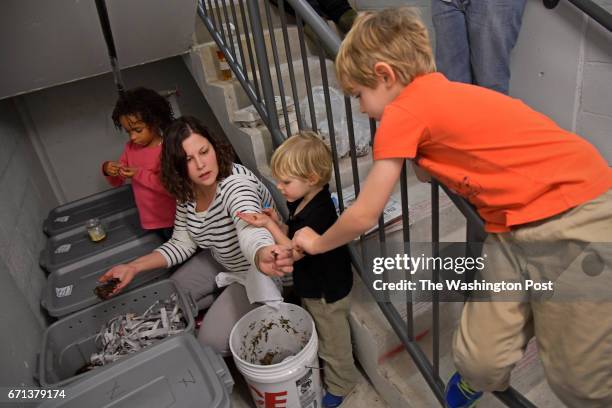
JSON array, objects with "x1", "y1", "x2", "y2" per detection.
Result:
[{"x1": 100, "y1": 116, "x2": 293, "y2": 354}]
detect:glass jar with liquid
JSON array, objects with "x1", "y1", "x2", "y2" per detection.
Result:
[{"x1": 85, "y1": 218, "x2": 106, "y2": 242}]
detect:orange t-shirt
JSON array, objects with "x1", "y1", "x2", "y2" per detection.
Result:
[{"x1": 374, "y1": 73, "x2": 611, "y2": 233}]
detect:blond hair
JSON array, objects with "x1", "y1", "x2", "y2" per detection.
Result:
[
  {"x1": 270, "y1": 131, "x2": 332, "y2": 186},
  {"x1": 335, "y1": 7, "x2": 435, "y2": 94}
]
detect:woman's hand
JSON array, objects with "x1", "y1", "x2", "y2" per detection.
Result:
[
  {"x1": 292, "y1": 227, "x2": 322, "y2": 255},
  {"x1": 236, "y1": 211, "x2": 273, "y2": 228},
  {"x1": 255, "y1": 245, "x2": 294, "y2": 277},
  {"x1": 98, "y1": 263, "x2": 138, "y2": 295}
]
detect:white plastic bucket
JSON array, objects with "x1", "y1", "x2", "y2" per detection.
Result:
[{"x1": 229, "y1": 302, "x2": 322, "y2": 408}]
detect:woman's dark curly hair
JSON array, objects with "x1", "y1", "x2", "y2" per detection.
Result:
[
  {"x1": 161, "y1": 116, "x2": 235, "y2": 203},
  {"x1": 112, "y1": 87, "x2": 174, "y2": 136}
]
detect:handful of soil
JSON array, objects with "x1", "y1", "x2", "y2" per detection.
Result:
[{"x1": 94, "y1": 278, "x2": 120, "y2": 300}]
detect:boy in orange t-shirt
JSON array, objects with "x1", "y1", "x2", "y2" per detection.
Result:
[{"x1": 292, "y1": 7, "x2": 612, "y2": 408}]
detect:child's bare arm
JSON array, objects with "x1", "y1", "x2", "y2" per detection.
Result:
[
  {"x1": 262, "y1": 208, "x2": 288, "y2": 234},
  {"x1": 236, "y1": 211, "x2": 303, "y2": 261},
  {"x1": 293, "y1": 158, "x2": 404, "y2": 254}
]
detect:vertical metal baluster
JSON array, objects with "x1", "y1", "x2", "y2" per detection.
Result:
[
  {"x1": 220, "y1": 0, "x2": 236, "y2": 58},
  {"x1": 344, "y1": 97, "x2": 359, "y2": 198},
  {"x1": 296, "y1": 15, "x2": 317, "y2": 130},
  {"x1": 206, "y1": 0, "x2": 217, "y2": 30},
  {"x1": 246, "y1": 0, "x2": 283, "y2": 148},
  {"x1": 238, "y1": 0, "x2": 261, "y2": 100},
  {"x1": 344, "y1": 96, "x2": 366, "y2": 262},
  {"x1": 229, "y1": 0, "x2": 248, "y2": 75},
  {"x1": 400, "y1": 163, "x2": 414, "y2": 340},
  {"x1": 213, "y1": 0, "x2": 228, "y2": 45},
  {"x1": 318, "y1": 44, "x2": 343, "y2": 209},
  {"x1": 431, "y1": 180, "x2": 440, "y2": 380},
  {"x1": 369, "y1": 119, "x2": 386, "y2": 244},
  {"x1": 278, "y1": 0, "x2": 304, "y2": 131},
  {"x1": 263, "y1": 0, "x2": 291, "y2": 136}
]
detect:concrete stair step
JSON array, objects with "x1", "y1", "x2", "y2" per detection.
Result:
[
  {"x1": 196, "y1": 44, "x2": 337, "y2": 124},
  {"x1": 343, "y1": 376, "x2": 390, "y2": 408},
  {"x1": 196, "y1": 26, "x2": 303, "y2": 84}
]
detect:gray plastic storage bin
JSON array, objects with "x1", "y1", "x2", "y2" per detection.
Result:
[
  {"x1": 39, "y1": 208, "x2": 148, "y2": 273},
  {"x1": 38, "y1": 279, "x2": 198, "y2": 388},
  {"x1": 41, "y1": 233, "x2": 171, "y2": 318},
  {"x1": 38, "y1": 334, "x2": 232, "y2": 408},
  {"x1": 43, "y1": 184, "x2": 135, "y2": 237}
]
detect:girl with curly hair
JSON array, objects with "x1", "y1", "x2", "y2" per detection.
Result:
[{"x1": 102, "y1": 87, "x2": 176, "y2": 236}]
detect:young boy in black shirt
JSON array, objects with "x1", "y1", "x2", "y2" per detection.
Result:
[{"x1": 237, "y1": 131, "x2": 357, "y2": 408}]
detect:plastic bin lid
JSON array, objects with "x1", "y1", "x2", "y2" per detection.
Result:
[
  {"x1": 41, "y1": 233, "x2": 171, "y2": 318},
  {"x1": 43, "y1": 184, "x2": 135, "y2": 237},
  {"x1": 40, "y1": 208, "x2": 147, "y2": 272},
  {"x1": 38, "y1": 334, "x2": 233, "y2": 408}
]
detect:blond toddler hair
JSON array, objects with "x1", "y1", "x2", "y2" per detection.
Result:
[{"x1": 270, "y1": 131, "x2": 332, "y2": 186}]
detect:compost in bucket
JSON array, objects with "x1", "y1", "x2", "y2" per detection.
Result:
[
  {"x1": 242, "y1": 315, "x2": 309, "y2": 365},
  {"x1": 230, "y1": 303, "x2": 322, "y2": 408}
]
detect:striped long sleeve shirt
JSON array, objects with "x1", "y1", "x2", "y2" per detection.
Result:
[{"x1": 155, "y1": 164, "x2": 275, "y2": 272}]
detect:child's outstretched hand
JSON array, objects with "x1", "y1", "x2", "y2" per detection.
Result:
[
  {"x1": 236, "y1": 211, "x2": 272, "y2": 228},
  {"x1": 103, "y1": 161, "x2": 123, "y2": 177},
  {"x1": 119, "y1": 166, "x2": 138, "y2": 178},
  {"x1": 262, "y1": 207, "x2": 281, "y2": 225}
]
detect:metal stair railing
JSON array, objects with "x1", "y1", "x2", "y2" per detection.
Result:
[
  {"x1": 544, "y1": 0, "x2": 612, "y2": 32},
  {"x1": 197, "y1": 1, "x2": 537, "y2": 406}
]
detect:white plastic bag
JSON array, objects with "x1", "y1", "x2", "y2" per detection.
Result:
[{"x1": 300, "y1": 86, "x2": 370, "y2": 158}]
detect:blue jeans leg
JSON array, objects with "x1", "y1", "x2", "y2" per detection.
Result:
[
  {"x1": 465, "y1": 0, "x2": 527, "y2": 94},
  {"x1": 432, "y1": 0, "x2": 526, "y2": 94},
  {"x1": 432, "y1": 0, "x2": 472, "y2": 85}
]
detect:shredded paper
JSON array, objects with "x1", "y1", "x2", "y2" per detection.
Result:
[{"x1": 77, "y1": 293, "x2": 187, "y2": 373}]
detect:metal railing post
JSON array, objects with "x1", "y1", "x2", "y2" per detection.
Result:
[
  {"x1": 245, "y1": 0, "x2": 285, "y2": 148},
  {"x1": 94, "y1": 0, "x2": 124, "y2": 96},
  {"x1": 285, "y1": 0, "x2": 340, "y2": 56},
  {"x1": 544, "y1": 0, "x2": 612, "y2": 32}
]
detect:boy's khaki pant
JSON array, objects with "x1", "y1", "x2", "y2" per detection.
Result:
[
  {"x1": 303, "y1": 294, "x2": 359, "y2": 397},
  {"x1": 453, "y1": 189, "x2": 612, "y2": 408}
]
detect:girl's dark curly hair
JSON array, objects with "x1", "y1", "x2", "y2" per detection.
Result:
[
  {"x1": 112, "y1": 87, "x2": 174, "y2": 136},
  {"x1": 161, "y1": 116, "x2": 235, "y2": 203}
]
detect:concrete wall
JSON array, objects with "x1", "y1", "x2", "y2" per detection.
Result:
[
  {"x1": 351, "y1": 0, "x2": 612, "y2": 164},
  {"x1": 16, "y1": 57, "x2": 225, "y2": 203},
  {"x1": 0, "y1": 98, "x2": 57, "y2": 386},
  {"x1": 576, "y1": 1, "x2": 612, "y2": 163},
  {"x1": 510, "y1": 0, "x2": 612, "y2": 163},
  {"x1": 0, "y1": 0, "x2": 197, "y2": 100}
]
